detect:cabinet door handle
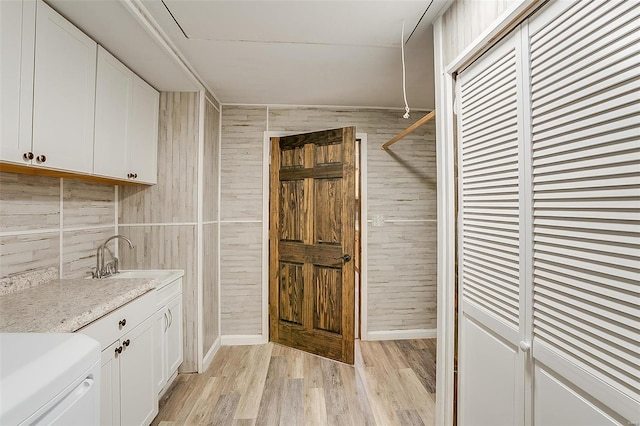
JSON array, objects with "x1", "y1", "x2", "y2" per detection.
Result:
[
  {"x1": 115, "y1": 346, "x2": 123, "y2": 356},
  {"x1": 119, "y1": 318, "x2": 127, "y2": 328},
  {"x1": 133, "y1": 173, "x2": 138, "y2": 179},
  {"x1": 23, "y1": 152, "x2": 34, "y2": 161},
  {"x1": 164, "y1": 312, "x2": 169, "y2": 332},
  {"x1": 36, "y1": 154, "x2": 47, "y2": 163},
  {"x1": 168, "y1": 309, "x2": 173, "y2": 328},
  {"x1": 123, "y1": 339, "x2": 130, "y2": 348}
]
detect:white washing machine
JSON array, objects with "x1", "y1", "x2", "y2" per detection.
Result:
[{"x1": 0, "y1": 333, "x2": 101, "y2": 425}]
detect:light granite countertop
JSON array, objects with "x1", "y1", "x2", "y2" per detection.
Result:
[{"x1": 0, "y1": 277, "x2": 158, "y2": 333}]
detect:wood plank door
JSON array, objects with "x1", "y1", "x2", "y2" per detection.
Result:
[{"x1": 269, "y1": 127, "x2": 356, "y2": 364}]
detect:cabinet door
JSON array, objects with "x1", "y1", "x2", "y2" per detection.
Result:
[
  {"x1": 94, "y1": 46, "x2": 129, "y2": 179},
  {"x1": 166, "y1": 296, "x2": 183, "y2": 375},
  {"x1": 127, "y1": 75, "x2": 158, "y2": 184},
  {"x1": 101, "y1": 341, "x2": 121, "y2": 426},
  {"x1": 0, "y1": 0, "x2": 35, "y2": 164},
  {"x1": 32, "y1": 0, "x2": 96, "y2": 173},
  {"x1": 120, "y1": 315, "x2": 158, "y2": 426},
  {"x1": 153, "y1": 309, "x2": 168, "y2": 394}
]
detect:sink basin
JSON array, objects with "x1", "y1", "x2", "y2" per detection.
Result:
[{"x1": 107, "y1": 270, "x2": 183, "y2": 287}]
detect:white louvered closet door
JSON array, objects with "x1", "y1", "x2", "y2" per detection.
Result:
[
  {"x1": 457, "y1": 26, "x2": 529, "y2": 426},
  {"x1": 457, "y1": 0, "x2": 640, "y2": 425},
  {"x1": 528, "y1": 0, "x2": 640, "y2": 424}
]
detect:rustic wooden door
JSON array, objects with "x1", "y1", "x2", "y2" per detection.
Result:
[{"x1": 269, "y1": 127, "x2": 356, "y2": 364}]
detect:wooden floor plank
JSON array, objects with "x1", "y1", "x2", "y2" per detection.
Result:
[
  {"x1": 234, "y1": 344, "x2": 273, "y2": 420},
  {"x1": 183, "y1": 377, "x2": 225, "y2": 424},
  {"x1": 304, "y1": 387, "x2": 328, "y2": 426},
  {"x1": 255, "y1": 356, "x2": 287, "y2": 426},
  {"x1": 211, "y1": 393, "x2": 241, "y2": 426},
  {"x1": 155, "y1": 339, "x2": 436, "y2": 426},
  {"x1": 279, "y1": 378, "x2": 304, "y2": 426}
]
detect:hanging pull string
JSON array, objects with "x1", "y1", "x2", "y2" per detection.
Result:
[{"x1": 401, "y1": 20, "x2": 410, "y2": 119}]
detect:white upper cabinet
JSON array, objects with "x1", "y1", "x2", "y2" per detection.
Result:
[
  {"x1": 127, "y1": 74, "x2": 159, "y2": 184},
  {"x1": 94, "y1": 47, "x2": 159, "y2": 184},
  {"x1": 32, "y1": 0, "x2": 97, "y2": 173},
  {"x1": 0, "y1": 0, "x2": 35, "y2": 165},
  {"x1": 2, "y1": 0, "x2": 159, "y2": 184},
  {"x1": 94, "y1": 46, "x2": 130, "y2": 179}
]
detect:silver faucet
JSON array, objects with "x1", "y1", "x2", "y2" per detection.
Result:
[{"x1": 93, "y1": 235, "x2": 135, "y2": 278}]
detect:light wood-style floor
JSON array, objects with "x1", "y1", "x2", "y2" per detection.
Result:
[{"x1": 153, "y1": 339, "x2": 436, "y2": 426}]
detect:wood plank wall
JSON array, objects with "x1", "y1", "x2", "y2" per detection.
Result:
[
  {"x1": 441, "y1": 0, "x2": 518, "y2": 66},
  {"x1": 0, "y1": 172, "x2": 117, "y2": 279},
  {"x1": 219, "y1": 106, "x2": 437, "y2": 336},
  {"x1": 220, "y1": 106, "x2": 267, "y2": 335},
  {"x1": 119, "y1": 92, "x2": 202, "y2": 372}
]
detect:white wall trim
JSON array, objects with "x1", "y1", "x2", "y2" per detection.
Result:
[
  {"x1": 118, "y1": 222, "x2": 197, "y2": 227},
  {"x1": 359, "y1": 133, "x2": 369, "y2": 341},
  {"x1": 221, "y1": 334, "x2": 267, "y2": 346},
  {"x1": 366, "y1": 219, "x2": 437, "y2": 223},
  {"x1": 196, "y1": 90, "x2": 205, "y2": 373},
  {"x1": 0, "y1": 220, "x2": 120, "y2": 234},
  {"x1": 224, "y1": 102, "x2": 433, "y2": 112},
  {"x1": 122, "y1": 0, "x2": 222, "y2": 105},
  {"x1": 445, "y1": 0, "x2": 543, "y2": 74},
  {"x1": 261, "y1": 121, "x2": 270, "y2": 344},
  {"x1": 202, "y1": 336, "x2": 221, "y2": 372},
  {"x1": 217, "y1": 105, "x2": 223, "y2": 348},
  {"x1": 59, "y1": 178, "x2": 64, "y2": 277},
  {"x1": 114, "y1": 185, "x2": 119, "y2": 252},
  {"x1": 366, "y1": 329, "x2": 437, "y2": 341},
  {"x1": 434, "y1": 14, "x2": 456, "y2": 426}
]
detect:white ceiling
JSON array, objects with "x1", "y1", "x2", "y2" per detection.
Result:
[{"x1": 47, "y1": 0, "x2": 448, "y2": 109}]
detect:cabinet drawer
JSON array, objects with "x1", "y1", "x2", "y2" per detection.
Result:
[
  {"x1": 77, "y1": 290, "x2": 155, "y2": 350},
  {"x1": 156, "y1": 278, "x2": 182, "y2": 309}
]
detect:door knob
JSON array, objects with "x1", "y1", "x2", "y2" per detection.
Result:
[
  {"x1": 23, "y1": 152, "x2": 34, "y2": 161},
  {"x1": 36, "y1": 154, "x2": 46, "y2": 163},
  {"x1": 335, "y1": 254, "x2": 352, "y2": 262}
]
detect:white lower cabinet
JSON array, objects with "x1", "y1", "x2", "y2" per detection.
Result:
[
  {"x1": 78, "y1": 274, "x2": 184, "y2": 425},
  {"x1": 119, "y1": 316, "x2": 157, "y2": 426},
  {"x1": 97, "y1": 317, "x2": 156, "y2": 426},
  {"x1": 154, "y1": 278, "x2": 184, "y2": 395},
  {"x1": 100, "y1": 341, "x2": 121, "y2": 426},
  {"x1": 78, "y1": 291, "x2": 157, "y2": 426}
]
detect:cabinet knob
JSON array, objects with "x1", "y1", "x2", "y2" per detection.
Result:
[
  {"x1": 133, "y1": 173, "x2": 138, "y2": 179},
  {"x1": 23, "y1": 152, "x2": 34, "y2": 161},
  {"x1": 119, "y1": 318, "x2": 127, "y2": 328},
  {"x1": 36, "y1": 154, "x2": 46, "y2": 163},
  {"x1": 123, "y1": 339, "x2": 130, "y2": 348},
  {"x1": 115, "y1": 346, "x2": 123, "y2": 356}
]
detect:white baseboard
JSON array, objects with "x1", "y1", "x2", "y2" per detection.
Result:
[
  {"x1": 220, "y1": 334, "x2": 267, "y2": 346},
  {"x1": 364, "y1": 328, "x2": 437, "y2": 341},
  {"x1": 201, "y1": 336, "x2": 221, "y2": 372}
]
